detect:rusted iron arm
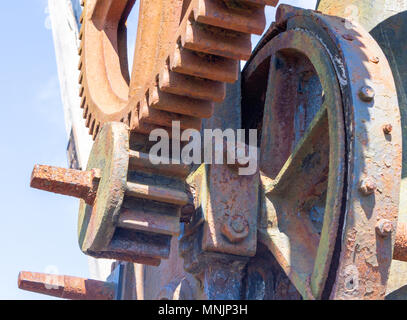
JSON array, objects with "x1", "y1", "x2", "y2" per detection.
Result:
[
  {"x1": 18, "y1": 272, "x2": 115, "y2": 300},
  {"x1": 31, "y1": 165, "x2": 101, "y2": 206}
]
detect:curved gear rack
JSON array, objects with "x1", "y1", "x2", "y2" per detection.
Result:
[{"x1": 79, "y1": 0, "x2": 279, "y2": 139}]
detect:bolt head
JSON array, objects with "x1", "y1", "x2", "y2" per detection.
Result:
[
  {"x1": 383, "y1": 124, "x2": 393, "y2": 135},
  {"x1": 370, "y1": 56, "x2": 380, "y2": 64},
  {"x1": 221, "y1": 214, "x2": 249, "y2": 243},
  {"x1": 359, "y1": 178, "x2": 376, "y2": 196},
  {"x1": 359, "y1": 86, "x2": 375, "y2": 102},
  {"x1": 376, "y1": 219, "x2": 394, "y2": 237}
]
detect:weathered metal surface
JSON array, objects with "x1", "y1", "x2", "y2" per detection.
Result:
[
  {"x1": 137, "y1": 78, "x2": 249, "y2": 301},
  {"x1": 78, "y1": 0, "x2": 278, "y2": 139},
  {"x1": 184, "y1": 163, "x2": 259, "y2": 258},
  {"x1": 176, "y1": 160, "x2": 259, "y2": 299},
  {"x1": 30, "y1": 122, "x2": 190, "y2": 267},
  {"x1": 394, "y1": 222, "x2": 407, "y2": 262},
  {"x1": 31, "y1": 165, "x2": 101, "y2": 205},
  {"x1": 77, "y1": 121, "x2": 130, "y2": 259},
  {"x1": 26, "y1": 0, "x2": 407, "y2": 301},
  {"x1": 244, "y1": 13, "x2": 345, "y2": 299},
  {"x1": 317, "y1": 0, "x2": 407, "y2": 300},
  {"x1": 244, "y1": 243, "x2": 302, "y2": 300},
  {"x1": 18, "y1": 271, "x2": 115, "y2": 300},
  {"x1": 242, "y1": 4, "x2": 402, "y2": 300}
]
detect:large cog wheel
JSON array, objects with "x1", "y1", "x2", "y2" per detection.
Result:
[
  {"x1": 242, "y1": 5, "x2": 402, "y2": 300},
  {"x1": 79, "y1": 0, "x2": 279, "y2": 139}
]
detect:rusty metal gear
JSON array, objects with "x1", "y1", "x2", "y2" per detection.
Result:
[
  {"x1": 79, "y1": 0, "x2": 279, "y2": 139},
  {"x1": 242, "y1": 5, "x2": 402, "y2": 300}
]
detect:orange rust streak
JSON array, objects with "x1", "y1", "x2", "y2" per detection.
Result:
[{"x1": 30, "y1": 165, "x2": 101, "y2": 205}]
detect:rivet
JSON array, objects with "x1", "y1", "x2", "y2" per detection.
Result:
[
  {"x1": 359, "y1": 86, "x2": 375, "y2": 102},
  {"x1": 370, "y1": 56, "x2": 380, "y2": 64},
  {"x1": 376, "y1": 219, "x2": 394, "y2": 237},
  {"x1": 359, "y1": 178, "x2": 376, "y2": 196},
  {"x1": 383, "y1": 124, "x2": 393, "y2": 135}
]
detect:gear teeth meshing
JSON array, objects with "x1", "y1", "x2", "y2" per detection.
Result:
[
  {"x1": 139, "y1": 98, "x2": 202, "y2": 131},
  {"x1": 129, "y1": 150, "x2": 191, "y2": 178},
  {"x1": 170, "y1": 45, "x2": 239, "y2": 83},
  {"x1": 182, "y1": 19, "x2": 252, "y2": 60},
  {"x1": 132, "y1": 112, "x2": 174, "y2": 138},
  {"x1": 159, "y1": 65, "x2": 225, "y2": 102},
  {"x1": 149, "y1": 85, "x2": 214, "y2": 119},
  {"x1": 79, "y1": 0, "x2": 279, "y2": 139}
]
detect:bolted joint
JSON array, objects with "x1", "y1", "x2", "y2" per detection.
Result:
[
  {"x1": 375, "y1": 219, "x2": 394, "y2": 238},
  {"x1": 30, "y1": 165, "x2": 101, "y2": 206},
  {"x1": 221, "y1": 214, "x2": 249, "y2": 243},
  {"x1": 359, "y1": 178, "x2": 376, "y2": 196},
  {"x1": 18, "y1": 271, "x2": 115, "y2": 300},
  {"x1": 359, "y1": 86, "x2": 375, "y2": 102},
  {"x1": 383, "y1": 124, "x2": 393, "y2": 135}
]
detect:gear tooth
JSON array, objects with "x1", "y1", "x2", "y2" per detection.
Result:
[
  {"x1": 140, "y1": 96, "x2": 202, "y2": 131},
  {"x1": 159, "y1": 64, "x2": 225, "y2": 102},
  {"x1": 193, "y1": 0, "x2": 266, "y2": 35},
  {"x1": 80, "y1": 96, "x2": 86, "y2": 109},
  {"x1": 89, "y1": 118, "x2": 96, "y2": 136},
  {"x1": 149, "y1": 85, "x2": 214, "y2": 119},
  {"x1": 171, "y1": 45, "x2": 238, "y2": 83},
  {"x1": 184, "y1": 19, "x2": 252, "y2": 60},
  {"x1": 79, "y1": 71, "x2": 84, "y2": 85},
  {"x1": 92, "y1": 122, "x2": 100, "y2": 140},
  {"x1": 79, "y1": 85, "x2": 85, "y2": 98},
  {"x1": 79, "y1": 26, "x2": 84, "y2": 40},
  {"x1": 80, "y1": 0, "x2": 85, "y2": 7},
  {"x1": 134, "y1": 117, "x2": 173, "y2": 139},
  {"x1": 83, "y1": 105, "x2": 89, "y2": 119},
  {"x1": 85, "y1": 113, "x2": 92, "y2": 128},
  {"x1": 78, "y1": 56, "x2": 83, "y2": 71}
]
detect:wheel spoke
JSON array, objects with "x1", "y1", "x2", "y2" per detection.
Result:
[{"x1": 262, "y1": 103, "x2": 328, "y2": 194}]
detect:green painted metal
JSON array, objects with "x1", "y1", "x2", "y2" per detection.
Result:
[{"x1": 78, "y1": 122, "x2": 130, "y2": 254}]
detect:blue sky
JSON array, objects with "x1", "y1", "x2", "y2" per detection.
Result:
[
  {"x1": 0, "y1": 0, "x2": 89, "y2": 299},
  {"x1": 0, "y1": 0, "x2": 316, "y2": 300}
]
